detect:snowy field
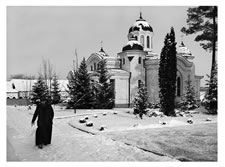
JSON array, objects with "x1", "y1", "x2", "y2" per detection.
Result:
[{"x1": 7, "y1": 105, "x2": 217, "y2": 161}]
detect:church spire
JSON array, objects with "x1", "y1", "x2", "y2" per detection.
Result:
[
  {"x1": 140, "y1": 11, "x2": 143, "y2": 19},
  {"x1": 180, "y1": 35, "x2": 185, "y2": 46},
  {"x1": 100, "y1": 40, "x2": 105, "y2": 52}
]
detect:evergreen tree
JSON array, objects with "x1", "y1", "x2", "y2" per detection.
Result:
[
  {"x1": 133, "y1": 81, "x2": 149, "y2": 119},
  {"x1": 159, "y1": 27, "x2": 177, "y2": 116},
  {"x1": 75, "y1": 57, "x2": 93, "y2": 109},
  {"x1": 181, "y1": 6, "x2": 217, "y2": 71},
  {"x1": 203, "y1": 63, "x2": 217, "y2": 114},
  {"x1": 181, "y1": 6, "x2": 217, "y2": 105},
  {"x1": 31, "y1": 75, "x2": 49, "y2": 104},
  {"x1": 95, "y1": 59, "x2": 115, "y2": 109},
  {"x1": 179, "y1": 76, "x2": 198, "y2": 111},
  {"x1": 51, "y1": 74, "x2": 61, "y2": 104}
]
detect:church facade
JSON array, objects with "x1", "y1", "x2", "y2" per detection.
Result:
[{"x1": 86, "y1": 13, "x2": 203, "y2": 108}]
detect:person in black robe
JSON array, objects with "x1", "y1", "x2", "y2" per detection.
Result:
[{"x1": 31, "y1": 97, "x2": 54, "y2": 149}]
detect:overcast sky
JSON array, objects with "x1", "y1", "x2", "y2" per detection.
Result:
[{"x1": 7, "y1": 6, "x2": 213, "y2": 86}]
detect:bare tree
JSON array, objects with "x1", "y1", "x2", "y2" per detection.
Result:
[
  {"x1": 42, "y1": 58, "x2": 48, "y2": 85},
  {"x1": 40, "y1": 58, "x2": 54, "y2": 96},
  {"x1": 48, "y1": 59, "x2": 53, "y2": 96}
]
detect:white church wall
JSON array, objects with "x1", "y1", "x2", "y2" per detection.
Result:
[{"x1": 114, "y1": 77, "x2": 129, "y2": 108}]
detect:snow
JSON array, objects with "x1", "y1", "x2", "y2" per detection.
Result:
[
  {"x1": 177, "y1": 46, "x2": 192, "y2": 56},
  {"x1": 7, "y1": 79, "x2": 69, "y2": 92},
  {"x1": 134, "y1": 20, "x2": 151, "y2": 28},
  {"x1": 7, "y1": 106, "x2": 178, "y2": 161},
  {"x1": 124, "y1": 40, "x2": 141, "y2": 48}
]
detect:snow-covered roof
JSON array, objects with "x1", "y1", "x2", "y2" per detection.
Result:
[
  {"x1": 7, "y1": 79, "x2": 68, "y2": 93},
  {"x1": 128, "y1": 13, "x2": 153, "y2": 33},
  {"x1": 177, "y1": 42, "x2": 194, "y2": 59},
  {"x1": 122, "y1": 38, "x2": 143, "y2": 51}
]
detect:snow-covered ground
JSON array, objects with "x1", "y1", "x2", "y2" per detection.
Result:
[{"x1": 7, "y1": 106, "x2": 177, "y2": 161}]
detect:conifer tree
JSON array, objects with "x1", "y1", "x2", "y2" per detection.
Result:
[
  {"x1": 133, "y1": 81, "x2": 149, "y2": 119},
  {"x1": 181, "y1": 6, "x2": 217, "y2": 109},
  {"x1": 179, "y1": 76, "x2": 198, "y2": 111},
  {"x1": 75, "y1": 57, "x2": 93, "y2": 109},
  {"x1": 159, "y1": 27, "x2": 177, "y2": 116},
  {"x1": 95, "y1": 59, "x2": 115, "y2": 109},
  {"x1": 31, "y1": 75, "x2": 49, "y2": 104},
  {"x1": 51, "y1": 73, "x2": 61, "y2": 104},
  {"x1": 181, "y1": 6, "x2": 217, "y2": 74},
  {"x1": 203, "y1": 63, "x2": 217, "y2": 114}
]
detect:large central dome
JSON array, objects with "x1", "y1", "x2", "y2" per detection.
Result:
[{"x1": 128, "y1": 13, "x2": 153, "y2": 33}]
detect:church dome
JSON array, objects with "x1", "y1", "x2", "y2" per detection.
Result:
[
  {"x1": 128, "y1": 13, "x2": 153, "y2": 33},
  {"x1": 122, "y1": 37, "x2": 143, "y2": 51},
  {"x1": 98, "y1": 47, "x2": 109, "y2": 57},
  {"x1": 177, "y1": 41, "x2": 194, "y2": 59}
]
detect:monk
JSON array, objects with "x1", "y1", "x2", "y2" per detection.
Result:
[{"x1": 31, "y1": 96, "x2": 54, "y2": 149}]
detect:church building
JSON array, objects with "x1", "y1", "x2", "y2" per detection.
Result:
[{"x1": 86, "y1": 13, "x2": 203, "y2": 108}]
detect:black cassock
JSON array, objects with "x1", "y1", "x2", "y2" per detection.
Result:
[{"x1": 31, "y1": 102, "x2": 54, "y2": 146}]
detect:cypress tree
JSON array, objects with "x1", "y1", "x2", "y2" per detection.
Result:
[
  {"x1": 159, "y1": 27, "x2": 177, "y2": 116},
  {"x1": 51, "y1": 74, "x2": 61, "y2": 104},
  {"x1": 31, "y1": 75, "x2": 49, "y2": 104}
]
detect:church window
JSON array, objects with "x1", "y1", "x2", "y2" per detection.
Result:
[
  {"x1": 151, "y1": 36, "x2": 153, "y2": 49},
  {"x1": 97, "y1": 63, "x2": 100, "y2": 70},
  {"x1": 138, "y1": 57, "x2": 142, "y2": 64},
  {"x1": 135, "y1": 36, "x2": 138, "y2": 41},
  {"x1": 123, "y1": 58, "x2": 125, "y2": 65},
  {"x1": 140, "y1": 35, "x2": 144, "y2": 47},
  {"x1": 91, "y1": 66, "x2": 93, "y2": 71},
  {"x1": 138, "y1": 80, "x2": 141, "y2": 88},
  {"x1": 12, "y1": 83, "x2": 15, "y2": 89},
  {"x1": 177, "y1": 77, "x2": 181, "y2": 97},
  {"x1": 147, "y1": 36, "x2": 150, "y2": 48},
  {"x1": 94, "y1": 62, "x2": 96, "y2": 70}
]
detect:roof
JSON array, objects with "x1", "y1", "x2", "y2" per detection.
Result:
[
  {"x1": 128, "y1": 13, "x2": 153, "y2": 33},
  {"x1": 122, "y1": 38, "x2": 143, "y2": 51},
  {"x1": 177, "y1": 41, "x2": 194, "y2": 59},
  {"x1": 7, "y1": 79, "x2": 69, "y2": 93}
]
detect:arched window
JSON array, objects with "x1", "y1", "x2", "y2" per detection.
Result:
[
  {"x1": 140, "y1": 35, "x2": 144, "y2": 47},
  {"x1": 138, "y1": 57, "x2": 142, "y2": 64},
  {"x1": 97, "y1": 63, "x2": 100, "y2": 70},
  {"x1": 151, "y1": 36, "x2": 153, "y2": 49},
  {"x1": 138, "y1": 80, "x2": 141, "y2": 88},
  {"x1": 91, "y1": 66, "x2": 93, "y2": 71},
  {"x1": 135, "y1": 36, "x2": 138, "y2": 41},
  {"x1": 177, "y1": 77, "x2": 181, "y2": 97},
  {"x1": 147, "y1": 36, "x2": 150, "y2": 48},
  {"x1": 12, "y1": 83, "x2": 15, "y2": 89},
  {"x1": 94, "y1": 62, "x2": 96, "y2": 70},
  {"x1": 123, "y1": 58, "x2": 125, "y2": 65}
]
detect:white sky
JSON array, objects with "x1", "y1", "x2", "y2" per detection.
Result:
[{"x1": 6, "y1": 6, "x2": 214, "y2": 86}]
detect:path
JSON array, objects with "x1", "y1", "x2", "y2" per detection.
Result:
[{"x1": 7, "y1": 106, "x2": 177, "y2": 161}]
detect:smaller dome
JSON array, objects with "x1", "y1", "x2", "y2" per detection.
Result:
[
  {"x1": 177, "y1": 41, "x2": 194, "y2": 59},
  {"x1": 129, "y1": 13, "x2": 153, "y2": 33},
  {"x1": 122, "y1": 37, "x2": 143, "y2": 51},
  {"x1": 98, "y1": 47, "x2": 109, "y2": 57}
]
